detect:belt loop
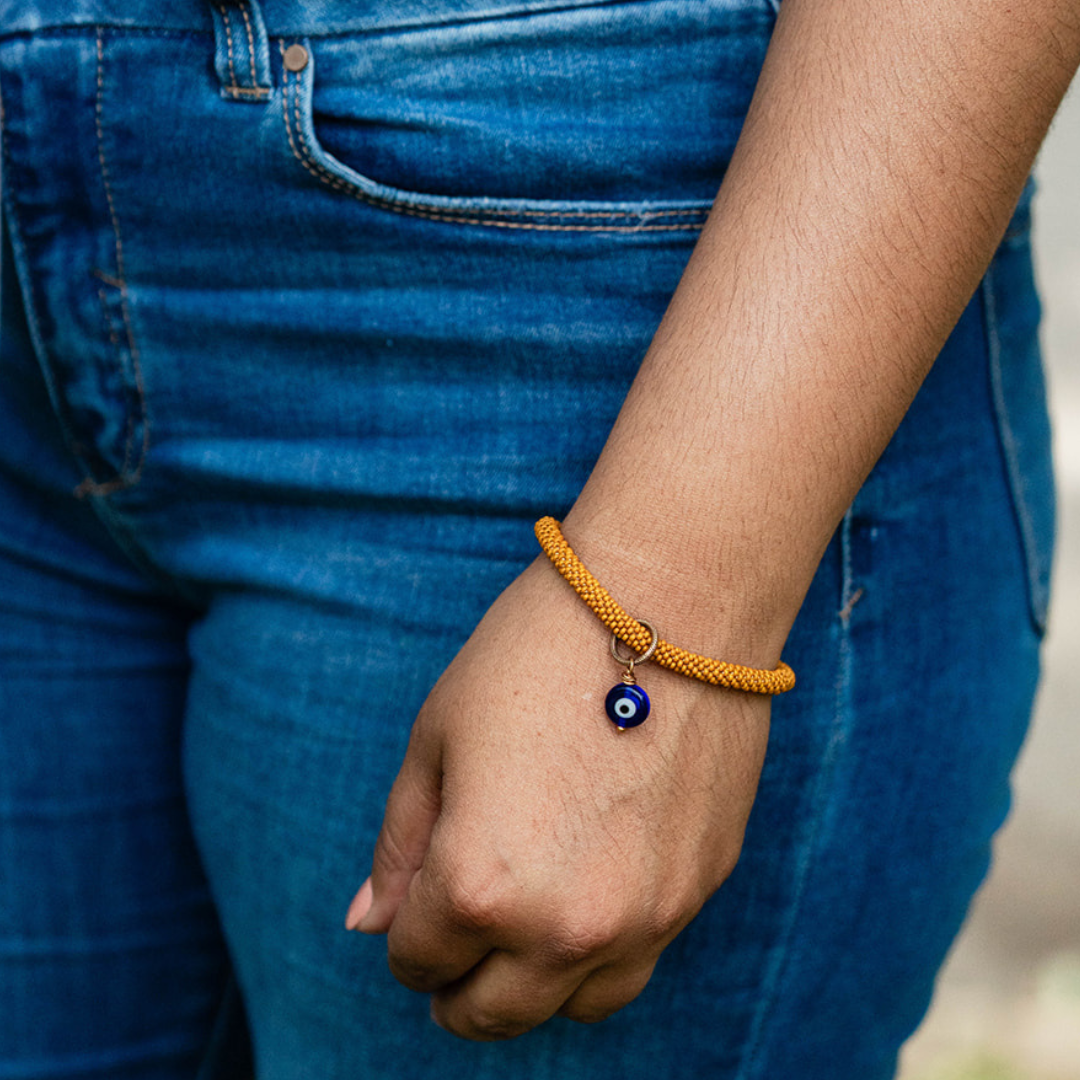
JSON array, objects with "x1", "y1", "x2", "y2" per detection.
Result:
[{"x1": 208, "y1": 0, "x2": 271, "y2": 102}]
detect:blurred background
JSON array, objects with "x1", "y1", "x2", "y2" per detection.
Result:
[{"x1": 899, "y1": 83, "x2": 1080, "y2": 1080}]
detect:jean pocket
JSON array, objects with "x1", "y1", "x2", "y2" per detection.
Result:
[
  {"x1": 984, "y1": 181, "x2": 1055, "y2": 635},
  {"x1": 276, "y1": 0, "x2": 775, "y2": 231}
]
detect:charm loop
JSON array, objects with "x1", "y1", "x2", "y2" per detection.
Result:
[
  {"x1": 606, "y1": 619, "x2": 657, "y2": 729},
  {"x1": 610, "y1": 618, "x2": 659, "y2": 669}
]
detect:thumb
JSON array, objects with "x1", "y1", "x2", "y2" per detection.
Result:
[{"x1": 349, "y1": 725, "x2": 442, "y2": 934}]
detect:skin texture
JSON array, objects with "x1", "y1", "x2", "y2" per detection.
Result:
[{"x1": 346, "y1": 0, "x2": 1080, "y2": 1041}]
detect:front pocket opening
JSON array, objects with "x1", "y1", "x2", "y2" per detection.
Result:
[{"x1": 277, "y1": 35, "x2": 720, "y2": 232}]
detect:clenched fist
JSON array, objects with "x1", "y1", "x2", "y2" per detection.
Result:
[{"x1": 346, "y1": 554, "x2": 771, "y2": 1041}]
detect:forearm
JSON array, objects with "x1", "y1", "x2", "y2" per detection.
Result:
[{"x1": 564, "y1": 0, "x2": 1080, "y2": 665}]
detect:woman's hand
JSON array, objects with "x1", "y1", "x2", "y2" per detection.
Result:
[{"x1": 347, "y1": 554, "x2": 771, "y2": 1040}]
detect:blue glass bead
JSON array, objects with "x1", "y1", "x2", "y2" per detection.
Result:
[{"x1": 605, "y1": 683, "x2": 650, "y2": 729}]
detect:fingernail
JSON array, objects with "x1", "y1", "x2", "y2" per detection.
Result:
[{"x1": 344, "y1": 877, "x2": 373, "y2": 931}]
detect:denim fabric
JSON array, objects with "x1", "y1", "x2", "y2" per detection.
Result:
[{"x1": 0, "y1": 1, "x2": 1053, "y2": 1077}]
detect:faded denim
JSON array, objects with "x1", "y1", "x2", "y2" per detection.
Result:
[{"x1": 0, "y1": 0, "x2": 1053, "y2": 1077}]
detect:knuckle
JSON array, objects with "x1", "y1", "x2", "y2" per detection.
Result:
[
  {"x1": 639, "y1": 888, "x2": 701, "y2": 946},
  {"x1": 439, "y1": 866, "x2": 514, "y2": 932},
  {"x1": 455, "y1": 1004, "x2": 531, "y2": 1042},
  {"x1": 560, "y1": 965, "x2": 655, "y2": 1025},
  {"x1": 542, "y1": 917, "x2": 620, "y2": 968},
  {"x1": 386, "y1": 949, "x2": 440, "y2": 992}
]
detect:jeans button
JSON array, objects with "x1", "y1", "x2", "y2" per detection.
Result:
[{"x1": 283, "y1": 44, "x2": 309, "y2": 73}]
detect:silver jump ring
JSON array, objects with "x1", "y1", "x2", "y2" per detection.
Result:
[{"x1": 610, "y1": 618, "x2": 659, "y2": 668}]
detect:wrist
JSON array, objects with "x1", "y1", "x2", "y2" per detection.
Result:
[{"x1": 554, "y1": 501, "x2": 806, "y2": 673}]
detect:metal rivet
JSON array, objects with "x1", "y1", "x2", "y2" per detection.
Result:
[{"x1": 283, "y1": 44, "x2": 309, "y2": 73}]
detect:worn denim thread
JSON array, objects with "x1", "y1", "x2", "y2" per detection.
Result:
[
  {"x1": 838, "y1": 586, "x2": 864, "y2": 622},
  {"x1": 92, "y1": 267, "x2": 123, "y2": 289},
  {"x1": 281, "y1": 45, "x2": 708, "y2": 232}
]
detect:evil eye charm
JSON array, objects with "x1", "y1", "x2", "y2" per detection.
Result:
[{"x1": 605, "y1": 683, "x2": 650, "y2": 729}]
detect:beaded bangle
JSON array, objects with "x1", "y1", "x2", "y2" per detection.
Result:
[{"x1": 535, "y1": 517, "x2": 795, "y2": 728}]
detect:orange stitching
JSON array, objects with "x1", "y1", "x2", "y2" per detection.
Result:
[
  {"x1": 92, "y1": 30, "x2": 149, "y2": 493},
  {"x1": 223, "y1": 84, "x2": 270, "y2": 98},
  {"x1": 838, "y1": 586, "x2": 864, "y2": 622},
  {"x1": 280, "y1": 62, "x2": 706, "y2": 233},
  {"x1": 216, "y1": 4, "x2": 238, "y2": 90},
  {"x1": 74, "y1": 473, "x2": 132, "y2": 498},
  {"x1": 91, "y1": 267, "x2": 124, "y2": 289},
  {"x1": 280, "y1": 42, "x2": 304, "y2": 160},
  {"x1": 238, "y1": 0, "x2": 260, "y2": 89}
]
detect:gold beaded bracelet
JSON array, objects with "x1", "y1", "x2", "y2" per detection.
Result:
[{"x1": 535, "y1": 517, "x2": 795, "y2": 729}]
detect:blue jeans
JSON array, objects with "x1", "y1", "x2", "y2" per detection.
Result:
[{"x1": 0, "y1": 1, "x2": 1054, "y2": 1077}]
